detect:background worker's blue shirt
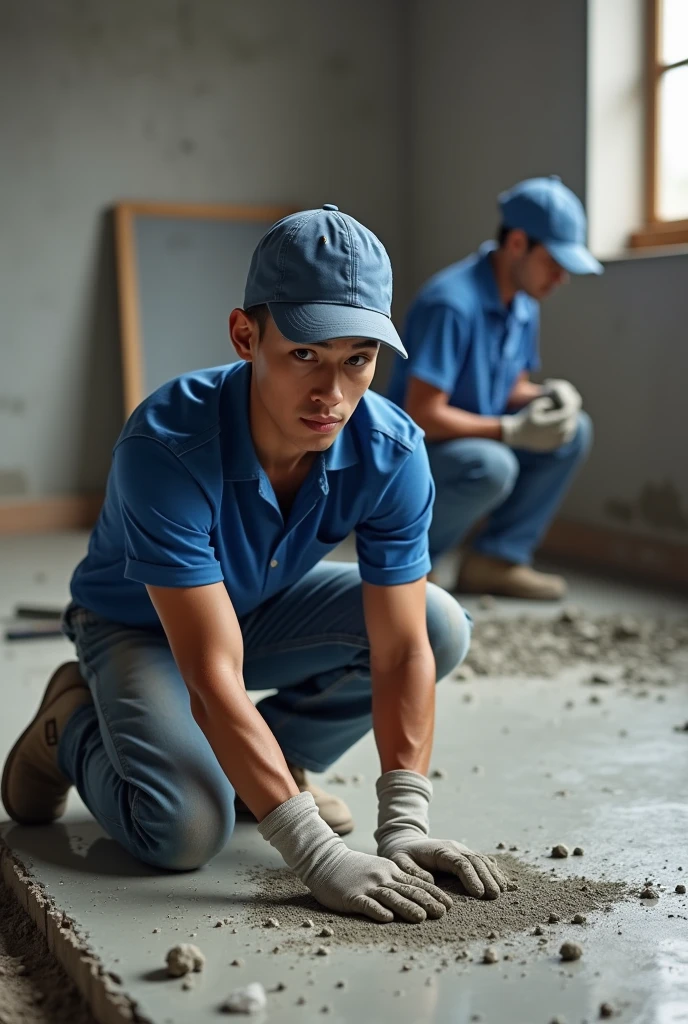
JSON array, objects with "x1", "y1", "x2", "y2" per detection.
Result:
[
  {"x1": 70, "y1": 360, "x2": 434, "y2": 628},
  {"x1": 387, "y1": 241, "x2": 540, "y2": 416}
]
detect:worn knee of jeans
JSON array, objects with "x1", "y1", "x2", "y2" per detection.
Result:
[
  {"x1": 135, "y1": 785, "x2": 236, "y2": 871},
  {"x1": 426, "y1": 583, "x2": 472, "y2": 680}
]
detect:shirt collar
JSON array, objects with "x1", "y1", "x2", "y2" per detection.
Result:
[
  {"x1": 221, "y1": 361, "x2": 359, "y2": 483},
  {"x1": 476, "y1": 240, "x2": 532, "y2": 324}
]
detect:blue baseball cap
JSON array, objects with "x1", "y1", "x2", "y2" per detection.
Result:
[
  {"x1": 243, "y1": 204, "x2": 407, "y2": 357},
  {"x1": 498, "y1": 177, "x2": 603, "y2": 275}
]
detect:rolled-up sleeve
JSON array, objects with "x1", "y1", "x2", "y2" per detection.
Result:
[
  {"x1": 114, "y1": 436, "x2": 224, "y2": 588},
  {"x1": 355, "y1": 441, "x2": 434, "y2": 586}
]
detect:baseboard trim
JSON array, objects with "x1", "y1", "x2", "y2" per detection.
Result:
[
  {"x1": 0, "y1": 494, "x2": 104, "y2": 534},
  {"x1": 541, "y1": 519, "x2": 688, "y2": 589}
]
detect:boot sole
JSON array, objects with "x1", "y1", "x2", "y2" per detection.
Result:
[{"x1": 1, "y1": 662, "x2": 86, "y2": 825}]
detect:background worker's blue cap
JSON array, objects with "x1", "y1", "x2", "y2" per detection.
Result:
[
  {"x1": 498, "y1": 176, "x2": 603, "y2": 275},
  {"x1": 243, "y1": 204, "x2": 407, "y2": 357}
]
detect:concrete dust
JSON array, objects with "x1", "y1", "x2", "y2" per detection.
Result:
[
  {"x1": 243, "y1": 856, "x2": 627, "y2": 956},
  {"x1": 0, "y1": 879, "x2": 96, "y2": 1024},
  {"x1": 463, "y1": 612, "x2": 688, "y2": 681}
]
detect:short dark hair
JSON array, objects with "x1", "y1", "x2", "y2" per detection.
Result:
[
  {"x1": 496, "y1": 224, "x2": 539, "y2": 250},
  {"x1": 244, "y1": 303, "x2": 270, "y2": 339}
]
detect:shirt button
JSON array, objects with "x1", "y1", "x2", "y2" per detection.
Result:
[{"x1": 270, "y1": 559, "x2": 279, "y2": 568}]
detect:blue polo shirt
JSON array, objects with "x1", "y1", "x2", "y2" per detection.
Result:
[
  {"x1": 387, "y1": 241, "x2": 540, "y2": 415},
  {"x1": 70, "y1": 360, "x2": 433, "y2": 628}
]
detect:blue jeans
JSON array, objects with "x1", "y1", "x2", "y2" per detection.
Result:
[
  {"x1": 59, "y1": 561, "x2": 470, "y2": 871},
  {"x1": 426, "y1": 412, "x2": 593, "y2": 564}
]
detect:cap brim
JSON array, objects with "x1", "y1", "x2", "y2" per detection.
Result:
[
  {"x1": 545, "y1": 241, "x2": 604, "y2": 275},
  {"x1": 268, "y1": 302, "x2": 407, "y2": 358}
]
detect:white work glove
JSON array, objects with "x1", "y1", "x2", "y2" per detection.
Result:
[
  {"x1": 258, "y1": 791, "x2": 452, "y2": 923},
  {"x1": 543, "y1": 378, "x2": 582, "y2": 419},
  {"x1": 375, "y1": 770, "x2": 509, "y2": 900},
  {"x1": 501, "y1": 395, "x2": 577, "y2": 452}
]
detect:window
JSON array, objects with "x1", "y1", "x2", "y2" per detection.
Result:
[{"x1": 630, "y1": 0, "x2": 688, "y2": 247}]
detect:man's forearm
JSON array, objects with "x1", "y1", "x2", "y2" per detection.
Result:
[
  {"x1": 506, "y1": 379, "x2": 543, "y2": 410},
  {"x1": 371, "y1": 649, "x2": 436, "y2": 776},
  {"x1": 188, "y1": 668, "x2": 298, "y2": 821},
  {"x1": 419, "y1": 405, "x2": 502, "y2": 443}
]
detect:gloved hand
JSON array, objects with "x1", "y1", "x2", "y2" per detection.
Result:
[
  {"x1": 374, "y1": 770, "x2": 509, "y2": 900},
  {"x1": 258, "y1": 791, "x2": 452, "y2": 923},
  {"x1": 501, "y1": 396, "x2": 577, "y2": 452},
  {"x1": 543, "y1": 378, "x2": 582, "y2": 419}
]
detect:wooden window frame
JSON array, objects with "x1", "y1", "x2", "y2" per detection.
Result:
[{"x1": 630, "y1": 0, "x2": 688, "y2": 248}]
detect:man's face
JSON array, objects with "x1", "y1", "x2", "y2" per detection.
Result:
[
  {"x1": 514, "y1": 243, "x2": 570, "y2": 300},
  {"x1": 231, "y1": 311, "x2": 379, "y2": 454}
]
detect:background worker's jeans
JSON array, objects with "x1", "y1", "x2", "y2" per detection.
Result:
[
  {"x1": 426, "y1": 411, "x2": 593, "y2": 565},
  {"x1": 59, "y1": 561, "x2": 470, "y2": 872}
]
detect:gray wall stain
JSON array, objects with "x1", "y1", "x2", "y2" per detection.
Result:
[
  {"x1": 638, "y1": 481, "x2": 688, "y2": 533},
  {"x1": 0, "y1": 396, "x2": 26, "y2": 416},
  {"x1": 604, "y1": 499, "x2": 635, "y2": 525},
  {"x1": 0, "y1": 469, "x2": 29, "y2": 497}
]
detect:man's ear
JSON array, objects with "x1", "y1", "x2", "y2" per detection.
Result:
[
  {"x1": 506, "y1": 228, "x2": 529, "y2": 259},
  {"x1": 229, "y1": 309, "x2": 256, "y2": 362}
]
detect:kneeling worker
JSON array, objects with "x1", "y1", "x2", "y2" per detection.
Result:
[
  {"x1": 387, "y1": 177, "x2": 602, "y2": 600},
  {"x1": 3, "y1": 204, "x2": 506, "y2": 923}
]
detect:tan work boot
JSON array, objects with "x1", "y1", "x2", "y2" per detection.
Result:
[
  {"x1": 287, "y1": 765, "x2": 354, "y2": 836},
  {"x1": 235, "y1": 764, "x2": 355, "y2": 836},
  {"x1": 456, "y1": 552, "x2": 566, "y2": 601},
  {"x1": 1, "y1": 662, "x2": 92, "y2": 825}
]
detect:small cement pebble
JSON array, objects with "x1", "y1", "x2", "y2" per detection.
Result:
[
  {"x1": 302, "y1": 919, "x2": 314, "y2": 928},
  {"x1": 231, "y1": 958, "x2": 244, "y2": 967},
  {"x1": 152, "y1": 927, "x2": 160, "y2": 934},
  {"x1": 320, "y1": 1006, "x2": 331, "y2": 1014},
  {"x1": 315, "y1": 946, "x2": 330, "y2": 957},
  {"x1": 551, "y1": 844, "x2": 569, "y2": 859},
  {"x1": 165, "y1": 944, "x2": 205, "y2": 977},
  {"x1": 559, "y1": 941, "x2": 583, "y2": 961},
  {"x1": 181, "y1": 980, "x2": 194, "y2": 991},
  {"x1": 401, "y1": 963, "x2": 412, "y2": 972},
  {"x1": 271, "y1": 946, "x2": 281, "y2": 954},
  {"x1": 296, "y1": 996, "x2": 306, "y2": 1005},
  {"x1": 430, "y1": 768, "x2": 447, "y2": 779},
  {"x1": 264, "y1": 917, "x2": 281, "y2": 928},
  {"x1": 548, "y1": 913, "x2": 561, "y2": 924},
  {"x1": 487, "y1": 930, "x2": 499, "y2": 940},
  {"x1": 572, "y1": 914, "x2": 587, "y2": 924},
  {"x1": 335, "y1": 981, "x2": 346, "y2": 989},
  {"x1": 319, "y1": 926, "x2": 334, "y2": 937},
  {"x1": 482, "y1": 946, "x2": 499, "y2": 964},
  {"x1": 599, "y1": 1004, "x2": 615, "y2": 1019},
  {"x1": 676, "y1": 884, "x2": 686, "y2": 894},
  {"x1": 221, "y1": 982, "x2": 267, "y2": 1014},
  {"x1": 640, "y1": 887, "x2": 658, "y2": 899},
  {"x1": 215, "y1": 920, "x2": 224, "y2": 928},
  {"x1": 573, "y1": 847, "x2": 584, "y2": 856},
  {"x1": 533, "y1": 925, "x2": 544, "y2": 936}
]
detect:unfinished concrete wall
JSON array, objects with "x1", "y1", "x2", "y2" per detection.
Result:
[
  {"x1": 0, "y1": 0, "x2": 408, "y2": 498},
  {"x1": 408, "y1": 0, "x2": 688, "y2": 546}
]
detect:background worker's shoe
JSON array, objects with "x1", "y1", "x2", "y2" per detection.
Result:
[
  {"x1": 235, "y1": 765, "x2": 355, "y2": 836},
  {"x1": 456, "y1": 552, "x2": 566, "y2": 601},
  {"x1": 1, "y1": 662, "x2": 92, "y2": 825}
]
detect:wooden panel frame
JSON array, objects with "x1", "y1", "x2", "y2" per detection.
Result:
[
  {"x1": 630, "y1": 0, "x2": 688, "y2": 248},
  {"x1": 114, "y1": 201, "x2": 294, "y2": 417}
]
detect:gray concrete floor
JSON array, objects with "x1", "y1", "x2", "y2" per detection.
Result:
[{"x1": 1, "y1": 531, "x2": 687, "y2": 1024}]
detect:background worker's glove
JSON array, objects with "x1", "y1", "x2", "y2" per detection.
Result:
[
  {"x1": 258, "y1": 791, "x2": 452, "y2": 923},
  {"x1": 543, "y1": 378, "x2": 583, "y2": 419},
  {"x1": 375, "y1": 770, "x2": 509, "y2": 900},
  {"x1": 501, "y1": 395, "x2": 577, "y2": 452}
]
